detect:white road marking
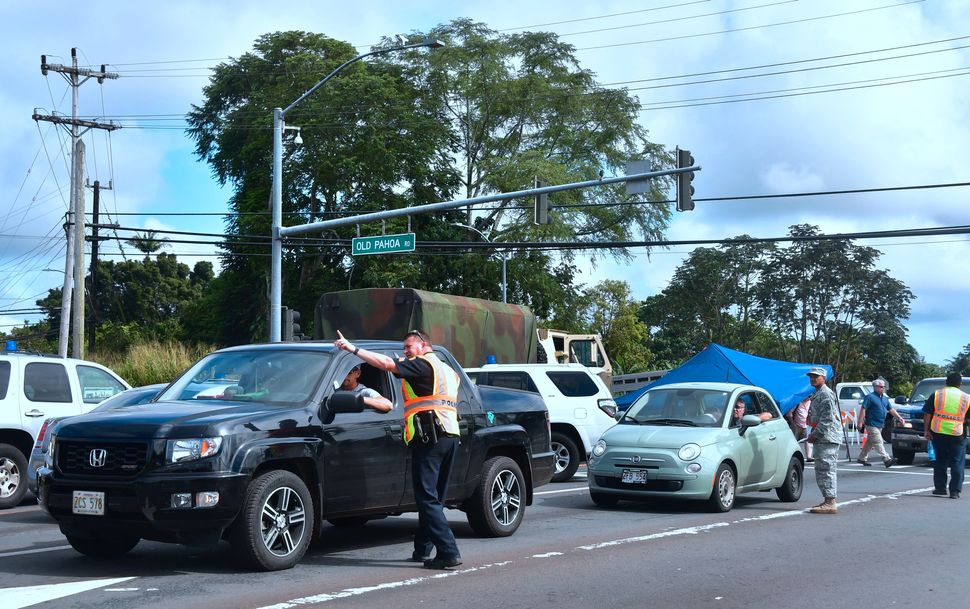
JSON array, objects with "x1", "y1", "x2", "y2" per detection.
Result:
[
  {"x1": 0, "y1": 545, "x2": 72, "y2": 558},
  {"x1": 255, "y1": 562, "x2": 512, "y2": 609},
  {"x1": 257, "y1": 483, "x2": 940, "y2": 608},
  {"x1": 2, "y1": 577, "x2": 135, "y2": 609}
]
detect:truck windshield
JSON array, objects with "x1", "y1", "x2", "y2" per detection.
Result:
[
  {"x1": 910, "y1": 378, "x2": 970, "y2": 404},
  {"x1": 624, "y1": 388, "x2": 730, "y2": 428},
  {"x1": 158, "y1": 350, "x2": 331, "y2": 406}
]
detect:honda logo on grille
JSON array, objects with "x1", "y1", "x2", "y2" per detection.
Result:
[{"x1": 89, "y1": 449, "x2": 107, "y2": 468}]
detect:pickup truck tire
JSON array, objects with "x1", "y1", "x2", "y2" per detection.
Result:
[
  {"x1": 775, "y1": 456, "x2": 803, "y2": 502},
  {"x1": 66, "y1": 534, "x2": 140, "y2": 558},
  {"x1": 466, "y1": 456, "x2": 525, "y2": 537},
  {"x1": 230, "y1": 470, "x2": 314, "y2": 571},
  {"x1": 707, "y1": 463, "x2": 736, "y2": 513},
  {"x1": 893, "y1": 448, "x2": 915, "y2": 465},
  {"x1": 0, "y1": 444, "x2": 28, "y2": 509},
  {"x1": 550, "y1": 432, "x2": 580, "y2": 483}
]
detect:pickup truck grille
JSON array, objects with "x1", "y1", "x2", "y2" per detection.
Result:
[{"x1": 57, "y1": 440, "x2": 149, "y2": 477}]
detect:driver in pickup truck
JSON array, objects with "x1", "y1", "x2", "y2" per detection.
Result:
[
  {"x1": 341, "y1": 365, "x2": 393, "y2": 413},
  {"x1": 334, "y1": 329, "x2": 463, "y2": 571}
]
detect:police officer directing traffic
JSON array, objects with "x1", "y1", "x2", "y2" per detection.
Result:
[
  {"x1": 334, "y1": 329, "x2": 463, "y2": 570},
  {"x1": 923, "y1": 371, "x2": 970, "y2": 499}
]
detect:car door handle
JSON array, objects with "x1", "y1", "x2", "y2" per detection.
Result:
[
  {"x1": 387, "y1": 424, "x2": 403, "y2": 439},
  {"x1": 768, "y1": 434, "x2": 777, "y2": 440},
  {"x1": 24, "y1": 409, "x2": 45, "y2": 418}
]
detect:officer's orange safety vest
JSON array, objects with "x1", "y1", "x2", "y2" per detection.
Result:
[
  {"x1": 401, "y1": 352, "x2": 460, "y2": 445},
  {"x1": 930, "y1": 387, "x2": 970, "y2": 436}
]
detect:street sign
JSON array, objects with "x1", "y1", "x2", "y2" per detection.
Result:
[
  {"x1": 624, "y1": 160, "x2": 653, "y2": 195},
  {"x1": 351, "y1": 232, "x2": 416, "y2": 256}
]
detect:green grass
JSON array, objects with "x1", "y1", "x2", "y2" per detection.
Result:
[{"x1": 94, "y1": 341, "x2": 214, "y2": 387}]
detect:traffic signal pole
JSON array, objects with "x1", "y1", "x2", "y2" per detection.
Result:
[{"x1": 269, "y1": 165, "x2": 699, "y2": 339}]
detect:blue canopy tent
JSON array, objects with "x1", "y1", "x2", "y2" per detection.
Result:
[{"x1": 615, "y1": 344, "x2": 833, "y2": 415}]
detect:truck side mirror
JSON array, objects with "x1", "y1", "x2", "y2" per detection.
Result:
[
  {"x1": 321, "y1": 390, "x2": 365, "y2": 424},
  {"x1": 894, "y1": 395, "x2": 907, "y2": 405}
]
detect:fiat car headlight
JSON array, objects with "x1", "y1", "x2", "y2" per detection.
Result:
[
  {"x1": 592, "y1": 439, "x2": 607, "y2": 457},
  {"x1": 166, "y1": 437, "x2": 223, "y2": 463},
  {"x1": 678, "y1": 443, "x2": 701, "y2": 461}
]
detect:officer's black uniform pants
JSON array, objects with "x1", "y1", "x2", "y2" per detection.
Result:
[{"x1": 412, "y1": 435, "x2": 460, "y2": 559}]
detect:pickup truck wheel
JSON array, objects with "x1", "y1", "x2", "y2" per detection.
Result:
[
  {"x1": 775, "y1": 456, "x2": 803, "y2": 502},
  {"x1": 894, "y1": 448, "x2": 915, "y2": 465},
  {"x1": 66, "y1": 534, "x2": 139, "y2": 558},
  {"x1": 707, "y1": 463, "x2": 736, "y2": 513},
  {"x1": 0, "y1": 444, "x2": 28, "y2": 509},
  {"x1": 230, "y1": 470, "x2": 313, "y2": 571},
  {"x1": 466, "y1": 456, "x2": 525, "y2": 537},
  {"x1": 550, "y1": 432, "x2": 580, "y2": 483}
]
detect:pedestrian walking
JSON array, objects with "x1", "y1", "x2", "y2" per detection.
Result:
[
  {"x1": 856, "y1": 379, "x2": 905, "y2": 468},
  {"x1": 806, "y1": 367, "x2": 842, "y2": 514},
  {"x1": 334, "y1": 329, "x2": 463, "y2": 568},
  {"x1": 923, "y1": 372, "x2": 970, "y2": 499}
]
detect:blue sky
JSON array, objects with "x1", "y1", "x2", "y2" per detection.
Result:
[{"x1": 1, "y1": 0, "x2": 969, "y2": 366}]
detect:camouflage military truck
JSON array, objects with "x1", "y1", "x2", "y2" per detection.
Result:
[{"x1": 314, "y1": 288, "x2": 611, "y2": 378}]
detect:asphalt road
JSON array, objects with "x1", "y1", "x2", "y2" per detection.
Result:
[{"x1": 1, "y1": 453, "x2": 966, "y2": 609}]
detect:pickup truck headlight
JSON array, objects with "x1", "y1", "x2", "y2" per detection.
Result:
[
  {"x1": 46, "y1": 434, "x2": 56, "y2": 467},
  {"x1": 166, "y1": 437, "x2": 223, "y2": 463}
]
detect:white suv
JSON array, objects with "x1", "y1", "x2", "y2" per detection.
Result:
[
  {"x1": 465, "y1": 363, "x2": 617, "y2": 482},
  {"x1": 0, "y1": 347, "x2": 129, "y2": 508}
]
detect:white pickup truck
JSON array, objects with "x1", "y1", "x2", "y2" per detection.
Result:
[{"x1": 835, "y1": 381, "x2": 872, "y2": 431}]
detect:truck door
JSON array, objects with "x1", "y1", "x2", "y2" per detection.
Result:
[{"x1": 322, "y1": 364, "x2": 407, "y2": 513}]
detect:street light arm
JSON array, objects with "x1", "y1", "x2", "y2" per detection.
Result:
[
  {"x1": 450, "y1": 222, "x2": 492, "y2": 242},
  {"x1": 282, "y1": 39, "x2": 444, "y2": 116}
]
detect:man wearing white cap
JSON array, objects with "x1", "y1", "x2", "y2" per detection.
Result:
[
  {"x1": 856, "y1": 379, "x2": 905, "y2": 468},
  {"x1": 806, "y1": 367, "x2": 842, "y2": 514}
]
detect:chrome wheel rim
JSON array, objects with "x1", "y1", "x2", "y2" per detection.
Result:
[
  {"x1": 0, "y1": 457, "x2": 20, "y2": 499},
  {"x1": 717, "y1": 468, "x2": 735, "y2": 508},
  {"x1": 551, "y1": 442, "x2": 570, "y2": 474},
  {"x1": 260, "y1": 486, "x2": 307, "y2": 557},
  {"x1": 490, "y1": 469, "x2": 522, "y2": 526}
]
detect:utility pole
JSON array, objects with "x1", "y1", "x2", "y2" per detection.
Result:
[
  {"x1": 87, "y1": 179, "x2": 112, "y2": 353},
  {"x1": 34, "y1": 48, "x2": 119, "y2": 358}
]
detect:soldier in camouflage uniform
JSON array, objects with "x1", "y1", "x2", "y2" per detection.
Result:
[{"x1": 806, "y1": 367, "x2": 842, "y2": 514}]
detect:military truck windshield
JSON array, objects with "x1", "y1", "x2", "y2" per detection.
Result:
[
  {"x1": 625, "y1": 388, "x2": 731, "y2": 428},
  {"x1": 159, "y1": 350, "x2": 331, "y2": 405}
]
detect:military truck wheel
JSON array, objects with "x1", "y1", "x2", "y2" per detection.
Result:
[
  {"x1": 550, "y1": 432, "x2": 580, "y2": 482},
  {"x1": 0, "y1": 444, "x2": 28, "y2": 509},
  {"x1": 66, "y1": 534, "x2": 139, "y2": 558},
  {"x1": 707, "y1": 463, "x2": 736, "y2": 513},
  {"x1": 894, "y1": 448, "x2": 915, "y2": 465},
  {"x1": 775, "y1": 456, "x2": 803, "y2": 502},
  {"x1": 466, "y1": 456, "x2": 525, "y2": 537},
  {"x1": 230, "y1": 470, "x2": 313, "y2": 571}
]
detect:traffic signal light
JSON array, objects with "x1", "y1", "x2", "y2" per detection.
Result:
[
  {"x1": 282, "y1": 307, "x2": 302, "y2": 341},
  {"x1": 534, "y1": 177, "x2": 550, "y2": 225},
  {"x1": 676, "y1": 147, "x2": 695, "y2": 212}
]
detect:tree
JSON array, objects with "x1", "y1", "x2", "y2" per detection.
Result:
[
  {"x1": 946, "y1": 344, "x2": 970, "y2": 376},
  {"x1": 582, "y1": 280, "x2": 651, "y2": 373},
  {"x1": 186, "y1": 23, "x2": 674, "y2": 341}
]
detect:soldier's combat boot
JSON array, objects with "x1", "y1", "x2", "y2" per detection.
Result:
[{"x1": 809, "y1": 498, "x2": 838, "y2": 514}]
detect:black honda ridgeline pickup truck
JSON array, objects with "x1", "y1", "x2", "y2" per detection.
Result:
[{"x1": 38, "y1": 341, "x2": 554, "y2": 571}]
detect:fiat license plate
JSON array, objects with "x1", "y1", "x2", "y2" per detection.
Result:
[
  {"x1": 72, "y1": 490, "x2": 105, "y2": 516},
  {"x1": 621, "y1": 469, "x2": 648, "y2": 484}
]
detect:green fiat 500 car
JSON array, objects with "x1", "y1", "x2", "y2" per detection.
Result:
[{"x1": 587, "y1": 382, "x2": 804, "y2": 512}]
